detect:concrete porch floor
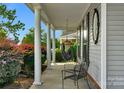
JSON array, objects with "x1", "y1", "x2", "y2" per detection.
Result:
[{"x1": 30, "y1": 62, "x2": 90, "y2": 89}]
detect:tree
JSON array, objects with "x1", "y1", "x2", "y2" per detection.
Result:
[
  {"x1": 42, "y1": 32, "x2": 47, "y2": 44},
  {"x1": 22, "y1": 28, "x2": 46, "y2": 45},
  {"x1": 56, "y1": 39, "x2": 60, "y2": 48},
  {"x1": 22, "y1": 28, "x2": 60, "y2": 49},
  {"x1": 22, "y1": 28, "x2": 34, "y2": 44},
  {"x1": 0, "y1": 29, "x2": 7, "y2": 40},
  {"x1": 0, "y1": 4, "x2": 25, "y2": 42}
]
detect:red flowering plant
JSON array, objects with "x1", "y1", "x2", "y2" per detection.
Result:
[
  {"x1": 18, "y1": 44, "x2": 34, "y2": 57},
  {"x1": 18, "y1": 44, "x2": 47, "y2": 65},
  {"x1": 18, "y1": 44, "x2": 34, "y2": 66},
  {"x1": 0, "y1": 39, "x2": 23, "y2": 64},
  {"x1": 18, "y1": 44, "x2": 46, "y2": 76},
  {"x1": 0, "y1": 39, "x2": 23, "y2": 87}
]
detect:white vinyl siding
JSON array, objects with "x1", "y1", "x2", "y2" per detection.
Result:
[
  {"x1": 107, "y1": 3, "x2": 124, "y2": 89},
  {"x1": 84, "y1": 4, "x2": 101, "y2": 86}
]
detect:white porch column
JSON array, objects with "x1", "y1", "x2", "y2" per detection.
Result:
[
  {"x1": 81, "y1": 28, "x2": 84, "y2": 63},
  {"x1": 52, "y1": 29, "x2": 56, "y2": 63},
  {"x1": 60, "y1": 38, "x2": 62, "y2": 50},
  {"x1": 76, "y1": 30, "x2": 78, "y2": 58},
  {"x1": 33, "y1": 8, "x2": 42, "y2": 85},
  {"x1": 47, "y1": 23, "x2": 51, "y2": 68}
]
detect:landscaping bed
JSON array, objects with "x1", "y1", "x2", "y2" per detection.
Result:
[
  {"x1": 2, "y1": 77, "x2": 33, "y2": 89},
  {"x1": 1, "y1": 65, "x2": 47, "y2": 89},
  {"x1": 0, "y1": 39, "x2": 47, "y2": 89}
]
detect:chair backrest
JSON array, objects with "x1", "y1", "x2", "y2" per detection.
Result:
[
  {"x1": 74, "y1": 63, "x2": 87, "y2": 77},
  {"x1": 80, "y1": 63, "x2": 87, "y2": 77}
]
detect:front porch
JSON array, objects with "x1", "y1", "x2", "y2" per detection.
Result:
[
  {"x1": 1, "y1": 3, "x2": 124, "y2": 89},
  {"x1": 30, "y1": 62, "x2": 90, "y2": 89},
  {"x1": 25, "y1": 3, "x2": 106, "y2": 89}
]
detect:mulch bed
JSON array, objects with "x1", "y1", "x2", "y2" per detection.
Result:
[
  {"x1": 2, "y1": 77, "x2": 33, "y2": 89},
  {"x1": 2, "y1": 65, "x2": 47, "y2": 89}
]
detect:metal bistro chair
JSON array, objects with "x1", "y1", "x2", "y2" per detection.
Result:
[{"x1": 61, "y1": 63, "x2": 87, "y2": 89}]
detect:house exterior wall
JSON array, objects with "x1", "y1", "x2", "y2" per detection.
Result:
[
  {"x1": 88, "y1": 4, "x2": 101, "y2": 87},
  {"x1": 79, "y1": 4, "x2": 102, "y2": 87},
  {"x1": 107, "y1": 3, "x2": 124, "y2": 89}
]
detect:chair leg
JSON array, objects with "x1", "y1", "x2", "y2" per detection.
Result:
[
  {"x1": 74, "y1": 80, "x2": 76, "y2": 86},
  {"x1": 62, "y1": 71, "x2": 64, "y2": 89},
  {"x1": 76, "y1": 80, "x2": 79, "y2": 89},
  {"x1": 74, "y1": 75, "x2": 77, "y2": 86},
  {"x1": 62, "y1": 78, "x2": 64, "y2": 89}
]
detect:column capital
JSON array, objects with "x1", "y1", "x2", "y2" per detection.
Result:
[
  {"x1": 33, "y1": 4, "x2": 42, "y2": 10},
  {"x1": 46, "y1": 23, "x2": 51, "y2": 27},
  {"x1": 51, "y1": 24, "x2": 55, "y2": 30},
  {"x1": 46, "y1": 23, "x2": 55, "y2": 30}
]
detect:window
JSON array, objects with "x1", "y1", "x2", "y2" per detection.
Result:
[
  {"x1": 77, "y1": 26, "x2": 81, "y2": 59},
  {"x1": 82, "y1": 13, "x2": 90, "y2": 65}
]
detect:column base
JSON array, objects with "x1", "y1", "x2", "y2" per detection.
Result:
[
  {"x1": 52, "y1": 61, "x2": 56, "y2": 63},
  {"x1": 47, "y1": 66, "x2": 53, "y2": 70},
  {"x1": 51, "y1": 62, "x2": 56, "y2": 65},
  {"x1": 33, "y1": 81, "x2": 43, "y2": 86}
]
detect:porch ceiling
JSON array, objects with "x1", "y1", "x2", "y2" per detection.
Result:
[{"x1": 26, "y1": 3, "x2": 90, "y2": 31}]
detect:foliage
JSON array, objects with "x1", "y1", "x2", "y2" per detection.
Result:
[
  {"x1": 55, "y1": 48, "x2": 64, "y2": 62},
  {"x1": 0, "y1": 29, "x2": 7, "y2": 40},
  {"x1": 60, "y1": 42, "x2": 77, "y2": 62},
  {"x1": 18, "y1": 44, "x2": 34, "y2": 58},
  {"x1": 21, "y1": 28, "x2": 47, "y2": 68},
  {"x1": 18, "y1": 44, "x2": 46, "y2": 64},
  {"x1": 55, "y1": 39, "x2": 60, "y2": 48},
  {"x1": 22, "y1": 28, "x2": 35, "y2": 44},
  {"x1": 50, "y1": 39, "x2": 60, "y2": 49},
  {"x1": 0, "y1": 61, "x2": 20, "y2": 87},
  {"x1": 0, "y1": 4, "x2": 25, "y2": 43},
  {"x1": 22, "y1": 28, "x2": 46, "y2": 45},
  {"x1": 18, "y1": 44, "x2": 46, "y2": 76},
  {"x1": 42, "y1": 32, "x2": 47, "y2": 45},
  {"x1": 69, "y1": 43, "x2": 77, "y2": 62},
  {"x1": 18, "y1": 44, "x2": 34, "y2": 68},
  {"x1": 0, "y1": 39, "x2": 23, "y2": 87},
  {"x1": 55, "y1": 43, "x2": 77, "y2": 62}
]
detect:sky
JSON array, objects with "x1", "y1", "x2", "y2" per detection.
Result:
[{"x1": 4, "y1": 3, "x2": 63, "y2": 42}]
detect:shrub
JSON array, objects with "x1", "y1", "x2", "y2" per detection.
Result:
[
  {"x1": 55, "y1": 48, "x2": 64, "y2": 62},
  {"x1": 18, "y1": 44, "x2": 34, "y2": 65},
  {"x1": 18, "y1": 44, "x2": 46, "y2": 64},
  {"x1": 0, "y1": 61, "x2": 20, "y2": 87},
  {"x1": 69, "y1": 43, "x2": 77, "y2": 62},
  {"x1": 59, "y1": 43, "x2": 77, "y2": 62},
  {"x1": 18, "y1": 44, "x2": 47, "y2": 76},
  {"x1": 0, "y1": 39, "x2": 23, "y2": 87}
]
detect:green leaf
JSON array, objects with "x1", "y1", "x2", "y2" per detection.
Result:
[{"x1": 0, "y1": 4, "x2": 25, "y2": 42}]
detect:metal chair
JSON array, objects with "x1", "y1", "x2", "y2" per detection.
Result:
[{"x1": 61, "y1": 63, "x2": 87, "y2": 89}]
